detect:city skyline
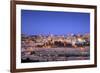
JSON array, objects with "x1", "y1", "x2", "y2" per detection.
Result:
[{"x1": 21, "y1": 10, "x2": 90, "y2": 35}]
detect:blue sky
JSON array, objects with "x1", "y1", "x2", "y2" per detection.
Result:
[{"x1": 21, "y1": 10, "x2": 90, "y2": 35}]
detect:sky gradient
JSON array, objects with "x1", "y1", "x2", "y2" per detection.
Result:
[{"x1": 21, "y1": 10, "x2": 90, "y2": 35}]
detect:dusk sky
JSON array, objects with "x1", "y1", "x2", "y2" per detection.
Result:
[{"x1": 21, "y1": 10, "x2": 90, "y2": 35}]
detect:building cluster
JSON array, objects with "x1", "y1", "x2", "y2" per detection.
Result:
[
  {"x1": 21, "y1": 33, "x2": 90, "y2": 62},
  {"x1": 21, "y1": 33, "x2": 90, "y2": 49}
]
